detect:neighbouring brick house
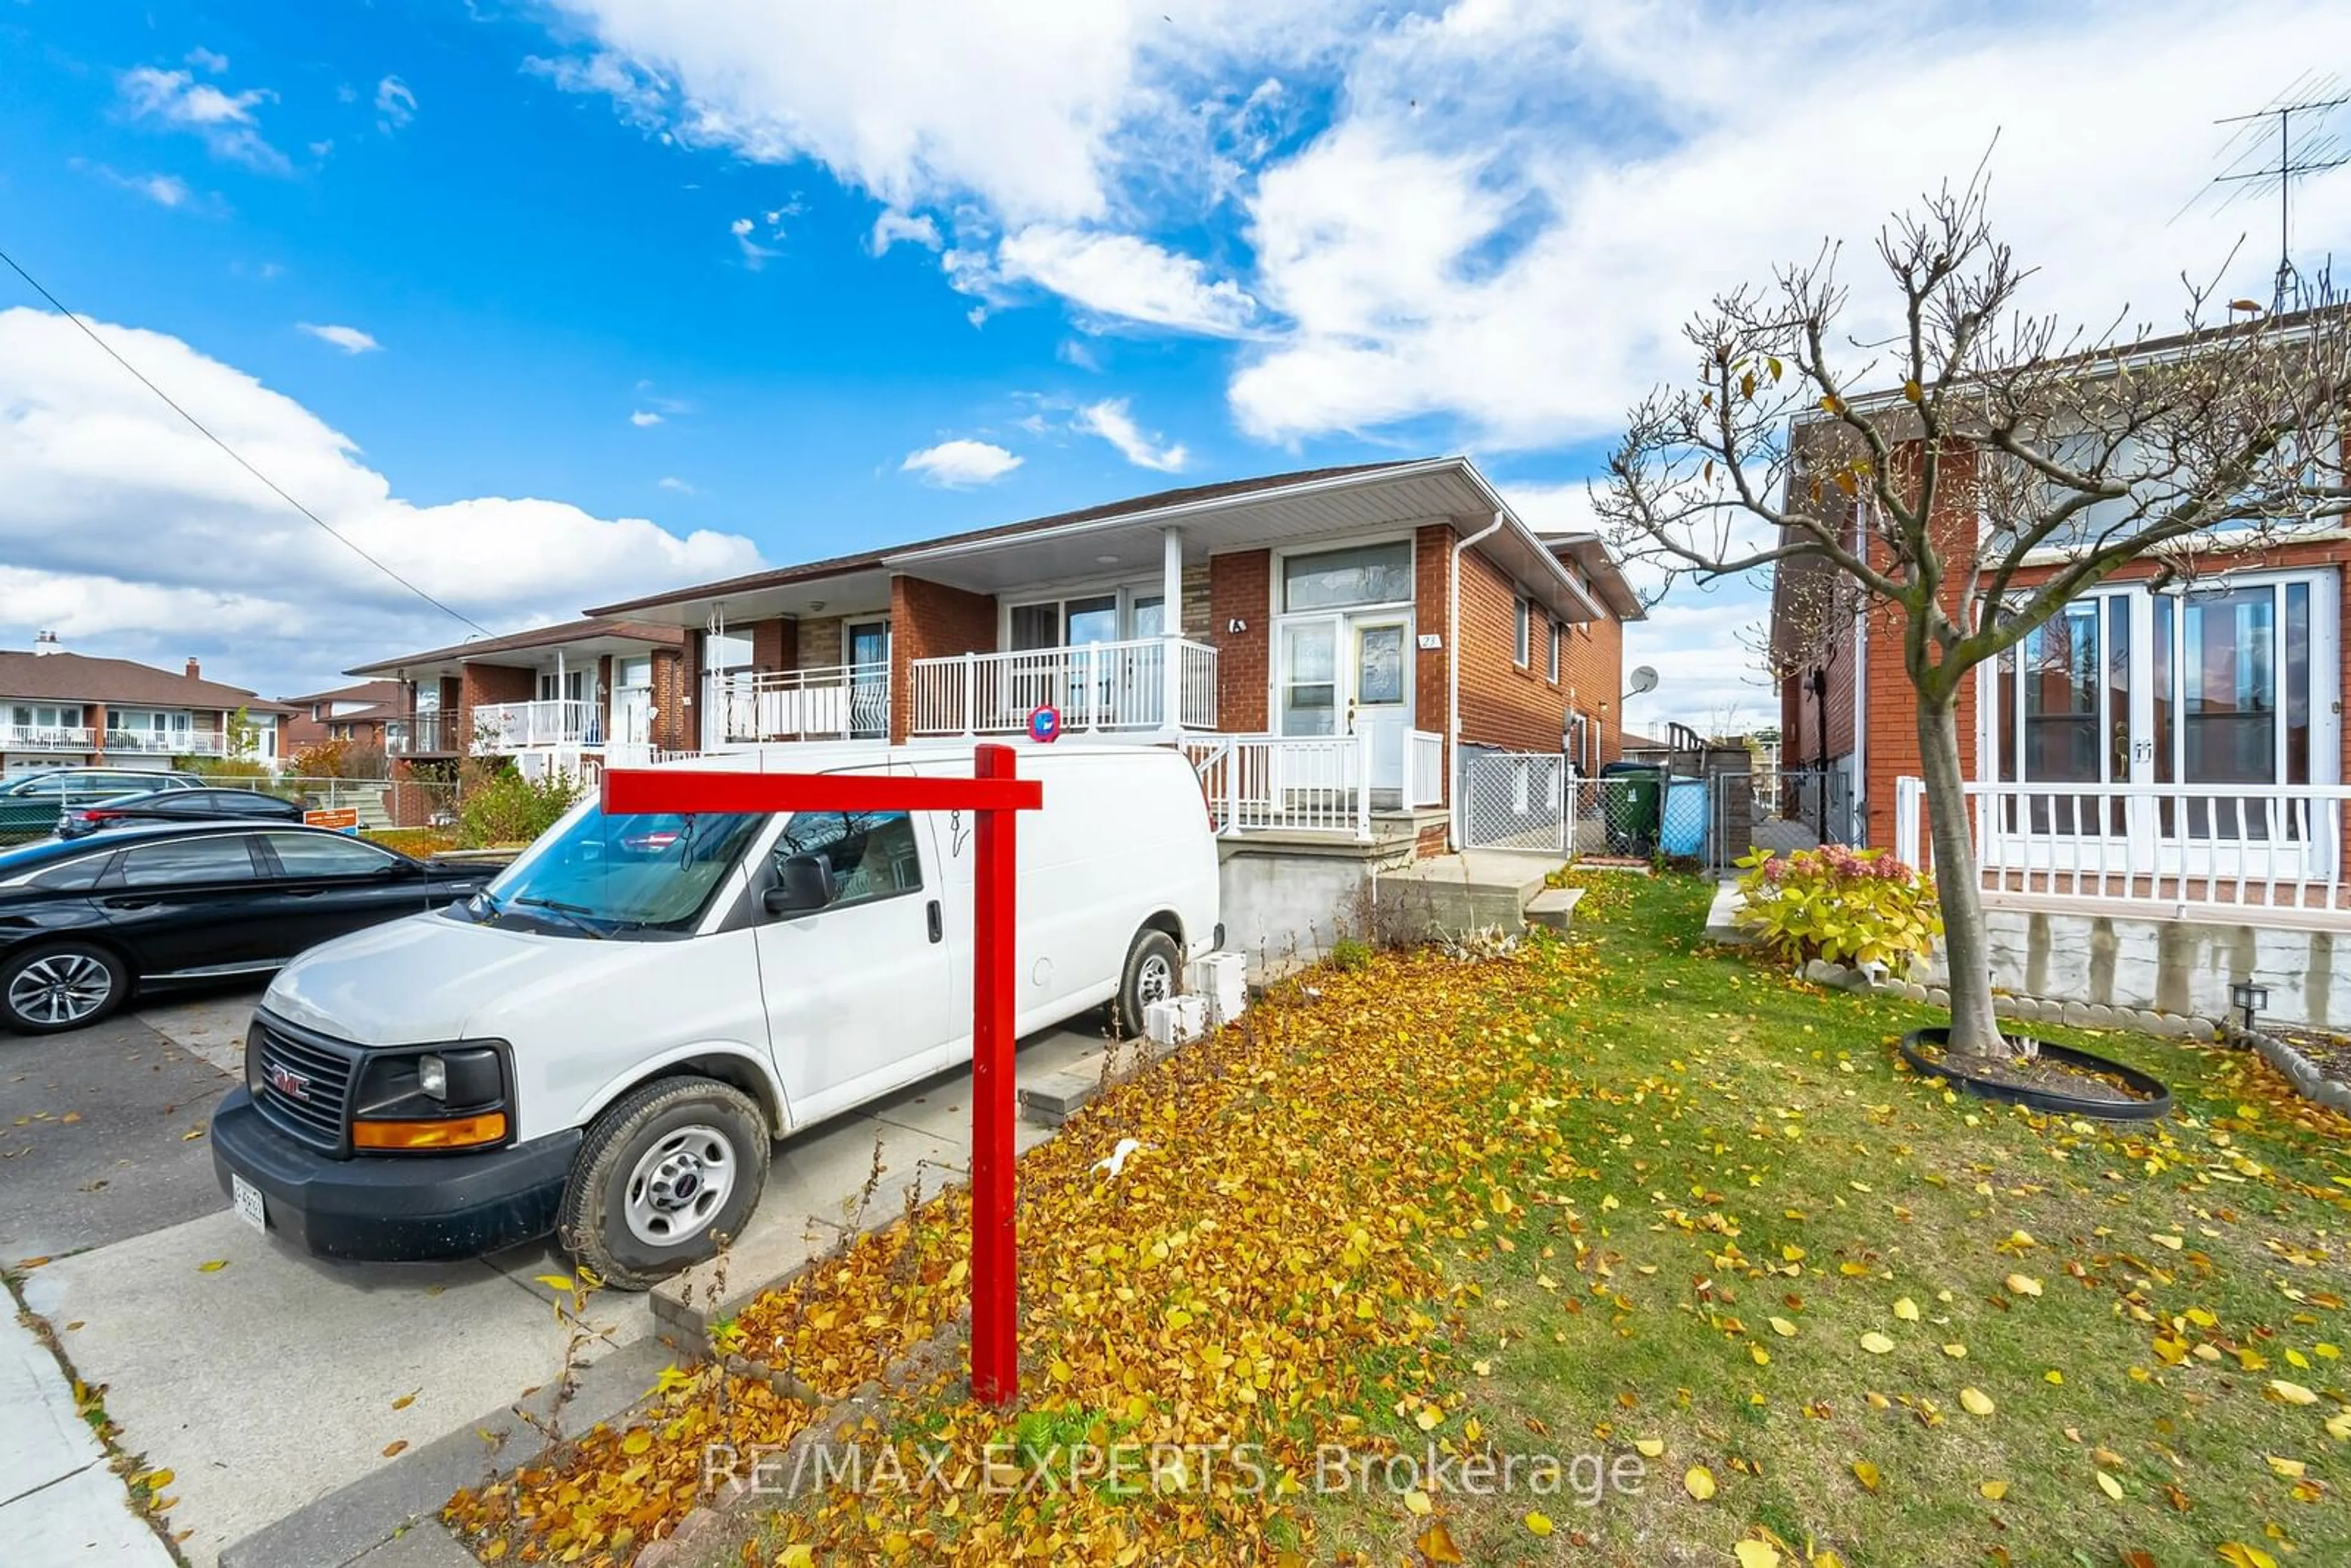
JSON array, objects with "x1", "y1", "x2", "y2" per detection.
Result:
[
  {"x1": 345, "y1": 618, "x2": 692, "y2": 786},
  {"x1": 585, "y1": 457, "x2": 1643, "y2": 851},
  {"x1": 0, "y1": 634, "x2": 287, "y2": 775},
  {"x1": 277, "y1": 679, "x2": 407, "y2": 756},
  {"x1": 1771, "y1": 343, "x2": 2351, "y2": 1026}
]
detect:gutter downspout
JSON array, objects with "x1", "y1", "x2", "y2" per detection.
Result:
[{"x1": 1448, "y1": 509, "x2": 1507, "y2": 852}]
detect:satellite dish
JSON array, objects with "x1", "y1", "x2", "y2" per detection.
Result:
[{"x1": 1626, "y1": 666, "x2": 1660, "y2": 696}]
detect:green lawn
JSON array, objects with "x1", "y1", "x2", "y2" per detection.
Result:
[{"x1": 1357, "y1": 872, "x2": 2351, "y2": 1568}]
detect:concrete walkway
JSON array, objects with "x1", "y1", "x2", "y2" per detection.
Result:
[{"x1": 0, "y1": 1305, "x2": 175, "y2": 1566}]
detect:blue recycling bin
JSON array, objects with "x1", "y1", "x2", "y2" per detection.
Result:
[{"x1": 1659, "y1": 776, "x2": 1708, "y2": 858}]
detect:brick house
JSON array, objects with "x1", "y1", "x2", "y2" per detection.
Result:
[
  {"x1": 0, "y1": 634, "x2": 287, "y2": 775},
  {"x1": 277, "y1": 679, "x2": 407, "y2": 755},
  {"x1": 586, "y1": 456, "x2": 1642, "y2": 850},
  {"x1": 1771, "y1": 359, "x2": 2351, "y2": 1024},
  {"x1": 345, "y1": 619, "x2": 692, "y2": 782}
]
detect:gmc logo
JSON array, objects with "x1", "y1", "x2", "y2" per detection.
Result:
[{"x1": 266, "y1": 1063, "x2": 310, "y2": 1101}]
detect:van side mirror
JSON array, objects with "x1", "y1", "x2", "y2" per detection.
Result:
[{"x1": 762, "y1": 853, "x2": 835, "y2": 915}]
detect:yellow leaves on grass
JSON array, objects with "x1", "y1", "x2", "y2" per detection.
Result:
[
  {"x1": 1415, "y1": 1520, "x2": 1465, "y2": 1562},
  {"x1": 1685, "y1": 1465, "x2": 1718, "y2": 1501},
  {"x1": 2096, "y1": 1470, "x2": 2126, "y2": 1501},
  {"x1": 2268, "y1": 1379, "x2": 2321, "y2": 1406},
  {"x1": 1523, "y1": 1511, "x2": 1554, "y2": 1537},
  {"x1": 1891, "y1": 1296, "x2": 1920, "y2": 1321},
  {"x1": 1735, "y1": 1540, "x2": 1782, "y2": 1568},
  {"x1": 2005, "y1": 1274, "x2": 2044, "y2": 1298},
  {"x1": 1851, "y1": 1460, "x2": 1881, "y2": 1494},
  {"x1": 2218, "y1": 1545, "x2": 2281, "y2": 1568},
  {"x1": 1979, "y1": 1479, "x2": 2009, "y2": 1500},
  {"x1": 1859, "y1": 1332, "x2": 1895, "y2": 1355},
  {"x1": 1769, "y1": 1316, "x2": 1799, "y2": 1338},
  {"x1": 1959, "y1": 1387, "x2": 1995, "y2": 1417}
]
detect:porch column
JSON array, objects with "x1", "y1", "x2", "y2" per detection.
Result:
[{"x1": 1161, "y1": 526, "x2": 1184, "y2": 735}]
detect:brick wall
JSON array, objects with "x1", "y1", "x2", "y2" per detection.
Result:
[
  {"x1": 1454, "y1": 546, "x2": 1568, "y2": 754},
  {"x1": 1559, "y1": 610, "x2": 1623, "y2": 767},
  {"x1": 651, "y1": 648, "x2": 692, "y2": 749},
  {"x1": 797, "y1": 618, "x2": 843, "y2": 670},
  {"x1": 1413, "y1": 525, "x2": 1454, "y2": 776},
  {"x1": 749, "y1": 617, "x2": 793, "y2": 673},
  {"x1": 1179, "y1": 564, "x2": 1212, "y2": 640},
  {"x1": 1207, "y1": 550, "x2": 1271, "y2": 734},
  {"x1": 889, "y1": 575, "x2": 999, "y2": 741},
  {"x1": 458, "y1": 662, "x2": 534, "y2": 752},
  {"x1": 1858, "y1": 444, "x2": 1981, "y2": 848}
]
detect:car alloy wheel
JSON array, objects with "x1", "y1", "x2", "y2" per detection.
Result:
[{"x1": 7, "y1": 951, "x2": 116, "y2": 1027}]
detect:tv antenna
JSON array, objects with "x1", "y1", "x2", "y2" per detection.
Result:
[{"x1": 2211, "y1": 76, "x2": 2350, "y2": 311}]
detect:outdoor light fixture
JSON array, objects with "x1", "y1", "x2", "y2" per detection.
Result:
[{"x1": 2230, "y1": 980, "x2": 2270, "y2": 1032}]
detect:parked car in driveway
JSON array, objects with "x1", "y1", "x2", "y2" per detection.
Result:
[
  {"x1": 0, "y1": 823, "x2": 490, "y2": 1035},
  {"x1": 0, "y1": 768, "x2": 205, "y2": 838},
  {"x1": 58, "y1": 786, "x2": 306, "y2": 838}
]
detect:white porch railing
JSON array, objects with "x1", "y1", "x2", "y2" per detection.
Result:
[
  {"x1": 910, "y1": 637, "x2": 1218, "y2": 737},
  {"x1": 0, "y1": 724, "x2": 96, "y2": 752},
  {"x1": 471, "y1": 699, "x2": 599, "y2": 751},
  {"x1": 1406, "y1": 730, "x2": 1445, "y2": 808},
  {"x1": 1894, "y1": 776, "x2": 2351, "y2": 914},
  {"x1": 104, "y1": 728, "x2": 232, "y2": 756},
  {"x1": 708, "y1": 664, "x2": 889, "y2": 744},
  {"x1": 1183, "y1": 733, "x2": 1376, "y2": 841}
]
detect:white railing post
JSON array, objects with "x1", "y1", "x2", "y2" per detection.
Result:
[
  {"x1": 1161, "y1": 633, "x2": 1182, "y2": 736},
  {"x1": 1894, "y1": 776, "x2": 1922, "y2": 869},
  {"x1": 1224, "y1": 741, "x2": 1242, "y2": 835},
  {"x1": 961, "y1": 653, "x2": 978, "y2": 737},
  {"x1": 1354, "y1": 731, "x2": 1373, "y2": 842}
]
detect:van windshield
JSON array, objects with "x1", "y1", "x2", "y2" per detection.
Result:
[{"x1": 467, "y1": 804, "x2": 765, "y2": 938}]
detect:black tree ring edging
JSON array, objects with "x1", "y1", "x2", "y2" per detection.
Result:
[{"x1": 1898, "y1": 1028, "x2": 2174, "y2": 1122}]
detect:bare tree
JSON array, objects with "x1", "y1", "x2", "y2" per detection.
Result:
[{"x1": 1599, "y1": 175, "x2": 2351, "y2": 1057}]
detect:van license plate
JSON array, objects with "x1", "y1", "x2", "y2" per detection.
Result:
[{"x1": 232, "y1": 1174, "x2": 266, "y2": 1234}]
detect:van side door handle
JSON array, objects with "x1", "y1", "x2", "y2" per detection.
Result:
[{"x1": 926, "y1": 899, "x2": 942, "y2": 943}]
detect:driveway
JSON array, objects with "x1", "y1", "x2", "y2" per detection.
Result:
[{"x1": 4, "y1": 982, "x2": 1115, "y2": 1566}]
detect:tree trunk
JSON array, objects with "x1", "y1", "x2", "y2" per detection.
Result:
[{"x1": 1916, "y1": 690, "x2": 2008, "y2": 1055}]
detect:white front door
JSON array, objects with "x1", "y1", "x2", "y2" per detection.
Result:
[{"x1": 1347, "y1": 616, "x2": 1411, "y2": 793}]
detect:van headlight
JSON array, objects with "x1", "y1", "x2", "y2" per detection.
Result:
[{"x1": 352, "y1": 1043, "x2": 511, "y2": 1152}]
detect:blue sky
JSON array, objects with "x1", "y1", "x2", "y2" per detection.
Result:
[{"x1": 2, "y1": 0, "x2": 2346, "y2": 733}]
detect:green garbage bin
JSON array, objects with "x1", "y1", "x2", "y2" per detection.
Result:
[{"x1": 1600, "y1": 761, "x2": 1663, "y2": 855}]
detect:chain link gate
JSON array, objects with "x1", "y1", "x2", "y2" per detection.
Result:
[{"x1": 1461, "y1": 750, "x2": 1569, "y2": 852}]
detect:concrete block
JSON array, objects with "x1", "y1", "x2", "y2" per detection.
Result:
[
  {"x1": 1187, "y1": 952, "x2": 1248, "y2": 1027},
  {"x1": 2087, "y1": 1003, "x2": 2117, "y2": 1029},
  {"x1": 2062, "y1": 1000, "x2": 2094, "y2": 1028},
  {"x1": 1018, "y1": 1071, "x2": 1099, "y2": 1127},
  {"x1": 1143, "y1": 996, "x2": 1206, "y2": 1048},
  {"x1": 1524, "y1": 887, "x2": 1584, "y2": 933},
  {"x1": 1927, "y1": 987, "x2": 1951, "y2": 1010}
]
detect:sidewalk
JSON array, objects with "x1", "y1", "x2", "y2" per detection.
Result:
[{"x1": 1, "y1": 1300, "x2": 175, "y2": 1567}]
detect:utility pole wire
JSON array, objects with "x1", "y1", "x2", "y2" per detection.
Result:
[{"x1": 0, "y1": 242, "x2": 495, "y2": 639}]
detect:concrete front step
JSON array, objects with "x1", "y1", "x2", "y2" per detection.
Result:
[
  {"x1": 1524, "y1": 886, "x2": 1584, "y2": 932},
  {"x1": 1375, "y1": 849, "x2": 1569, "y2": 937}
]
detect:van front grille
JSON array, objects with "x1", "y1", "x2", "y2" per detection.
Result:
[{"x1": 250, "y1": 1015, "x2": 356, "y2": 1153}]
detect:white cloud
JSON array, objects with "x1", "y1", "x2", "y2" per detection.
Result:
[
  {"x1": 869, "y1": 209, "x2": 943, "y2": 255},
  {"x1": 185, "y1": 47, "x2": 230, "y2": 74},
  {"x1": 1075, "y1": 399, "x2": 1187, "y2": 473},
  {"x1": 375, "y1": 75, "x2": 418, "y2": 130},
  {"x1": 89, "y1": 167, "x2": 200, "y2": 209},
  {"x1": 995, "y1": 227, "x2": 1255, "y2": 336},
  {"x1": 630, "y1": 410, "x2": 662, "y2": 427},
  {"x1": 729, "y1": 214, "x2": 781, "y2": 268},
  {"x1": 117, "y1": 64, "x2": 288, "y2": 173},
  {"x1": 901, "y1": 438, "x2": 1022, "y2": 487},
  {"x1": 0, "y1": 307, "x2": 762, "y2": 692},
  {"x1": 297, "y1": 323, "x2": 380, "y2": 354},
  {"x1": 657, "y1": 475, "x2": 697, "y2": 493}
]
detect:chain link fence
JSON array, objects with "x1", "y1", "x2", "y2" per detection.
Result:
[
  {"x1": 0, "y1": 775, "x2": 460, "y2": 847},
  {"x1": 1461, "y1": 750, "x2": 1569, "y2": 852}
]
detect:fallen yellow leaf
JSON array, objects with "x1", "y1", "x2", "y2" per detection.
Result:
[
  {"x1": 1852, "y1": 1460, "x2": 1881, "y2": 1494},
  {"x1": 1892, "y1": 1297, "x2": 1920, "y2": 1321},
  {"x1": 1523, "y1": 1511, "x2": 1553, "y2": 1537},
  {"x1": 1960, "y1": 1387, "x2": 1995, "y2": 1416},
  {"x1": 196, "y1": 1259, "x2": 229, "y2": 1273},
  {"x1": 1769, "y1": 1316, "x2": 1799, "y2": 1338},
  {"x1": 1979, "y1": 1479, "x2": 2008, "y2": 1500},
  {"x1": 2006, "y1": 1274, "x2": 2043, "y2": 1297},
  {"x1": 1415, "y1": 1521, "x2": 1465, "y2": 1563},
  {"x1": 1736, "y1": 1542, "x2": 1781, "y2": 1568},
  {"x1": 2095, "y1": 1469, "x2": 2123, "y2": 1501},
  {"x1": 2270, "y1": 1379, "x2": 2320, "y2": 1405},
  {"x1": 1685, "y1": 1465, "x2": 1717, "y2": 1501},
  {"x1": 2265, "y1": 1455, "x2": 2307, "y2": 1479},
  {"x1": 1403, "y1": 1487, "x2": 1433, "y2": 1517},
  {"x1": 1634, "y1": 1437, "x2": 1666, "y2": 1458},
  {"x1": 1860, "y1": 1332, "x2": 1895, "y2": 1355}
]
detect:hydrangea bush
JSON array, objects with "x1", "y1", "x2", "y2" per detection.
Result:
[{"x1": 1732, "y1": 844, "x2": 1943, "y2": 976}]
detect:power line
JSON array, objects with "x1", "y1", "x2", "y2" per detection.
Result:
[{"x1": 0, "y1": 242, "x2": 495, "y2": 639}]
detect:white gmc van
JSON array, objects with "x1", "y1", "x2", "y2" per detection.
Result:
[{"x1": 209, "y1": 745, "x2": 1220, "y2": 1287}]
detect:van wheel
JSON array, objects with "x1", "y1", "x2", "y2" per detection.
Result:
[
  {"x1": 1115, "y1": 927, "x2": 1183, "y2": 1038},
  {"x1": 1, "y1": 942, "x2": 129, "y2": 1034},
  {"x1": 558, "y1": 1078, "x2": 770, "y2": 1291}
]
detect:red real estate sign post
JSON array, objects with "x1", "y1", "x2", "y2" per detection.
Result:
[{"x1": 601, "y1": 745, "x2": 1043, "y2": 1408}]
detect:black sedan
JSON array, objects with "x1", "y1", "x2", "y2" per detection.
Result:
[
  {"x1": 59, "y1": 786, "x2": 306, "y2": 838},
  {"x1": 0, "y1": 823, "x2": 489, "y2": 1034}
]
